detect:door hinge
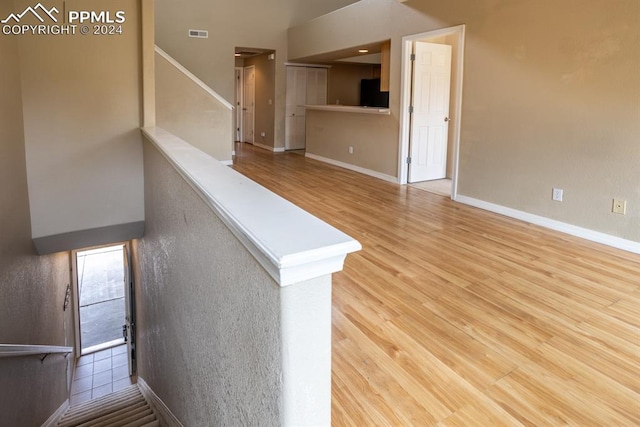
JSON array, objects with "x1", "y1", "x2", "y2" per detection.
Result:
[
  {"x1": 410, "y1": 53, "x2": 416, "y2": 61},
  {"x1": 407, "y1": 157, "x2": 412, "y2": 165},
  {"x1": 409, "y1": 106, "x2": 414, "y2": 114}
]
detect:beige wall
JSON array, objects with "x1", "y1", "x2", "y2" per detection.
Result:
[
  {"x1": 17, "y1": 0, "x2": 145, "y2": 247},
  {"x1": 306, "y1": 110, "x2": 398, "y2": 177},
  {"x1": 244, "y1": 53, "x2": 276, "y2": 148},
  {"x1": 328, "y1": 63, "x2": 376, "y2": 106},
  {"x1": 154, "y1": 0, "x2": 359, "y2": 149},
  {"x1": 156, "y1": 50, "x2": 234, "y2": 161},
  {"x1": 289, "y1": 0, "x2": 640, "y2": 242},
  {"x1": 0, "y1": 5, "x2": 73, "y2": 422}
]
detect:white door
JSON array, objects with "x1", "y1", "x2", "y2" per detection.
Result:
[
  {"x1": 408, "y1": 42, "x2": 452, "y2": 183},
  {"x1": 123, "y1": 245, "x2": 136, "y2": 376},
  {"x1": 235, "y1": 67, "x2": 243, "y2": 142},
  {"x1": 305, "y1": 68, "x2": 327, "y2": 105},
  {"x1": 243, "y1": 66, "x2": 255, "y2": 144},
  {"x1": 285, "y1": 66, "x2": 308, "y2": 150}
]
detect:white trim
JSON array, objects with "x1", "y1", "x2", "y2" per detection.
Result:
[
  {"x1": 142, "y1": 127, "x2": 361, "y2": 287},
  {"x1": 254, "y1": 142, "x2": 285, "y2": 153},
  {"x1": 456, "y1": 195, "x2": 640, "y2": 255},
  {"x1": 305, "y1": 153, "x2": 398, "y2": 184},
  {"x1": 155, "y1": 45, "x2": 234, "y2": 110},
  {"x1": 0, "y1": 344, "x2": 73, "y2": 358},
  {"x1": 41, "y1": 399, "x2": 69, "y2": 427},
  {"x1": 304, "y1": 104, "x2": 390, "y2": 115},
  {"x1": 220, "y1": 159, "x2": 234, "y2": 166},
  {"x1": 398, "y1": 24, "x2": 466, "y2": 199},
  {"x1": 284, "y1": 62, "x2": 331, "y2": 68},
  {"x1": 138, "y1": 378, "x2": 184, "y2": 427},
  {"x1": 71, "y1": 249, "x2": 81, "y2": 356}
]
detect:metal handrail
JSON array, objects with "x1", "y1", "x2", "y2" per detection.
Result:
[{"x1": 0, "y1": 344, "x2": 73, "y2": 361}]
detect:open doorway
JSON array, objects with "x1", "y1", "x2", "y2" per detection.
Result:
[
  {"x1": 72, "y1": 243, "x2": 135, "y2": 363},
  {"x1": 234, "y1": 47, "x2": 277, "y2": 152},
  {"x1": 399, "y1": 25, "x2": 465, "y2": 199},
  {"x1": 69, "y1": 242, "x2": 136, "y2": 404},
  {"x1": 77, "y1": 245, "x2": 126, "y2": 354}
]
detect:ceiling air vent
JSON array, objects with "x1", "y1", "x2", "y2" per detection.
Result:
[{"x1": 188, "y1": 29, "x2": 208, "y2": 39}]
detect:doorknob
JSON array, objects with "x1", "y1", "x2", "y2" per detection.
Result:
[{"x1": 444, "y1": 117, "x2": 451, "y2": 122}]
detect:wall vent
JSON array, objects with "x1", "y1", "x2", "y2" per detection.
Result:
[{"x1": 188, "y1": 29, "x2": 208, "y2": 39}]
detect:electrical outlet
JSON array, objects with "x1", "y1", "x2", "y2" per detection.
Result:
[
  {"x1": 260, "y1": 131, "x2": 266, "y2": 137},
  {"x1": 612, "y1": 199, "x2": 627, "y2": 215},
  {"x1": 552, "y1": 188, "x2": 563, "y2": 202},
  {"x1": 348, "y1": 146, "x2": 354, "y2": 154}
]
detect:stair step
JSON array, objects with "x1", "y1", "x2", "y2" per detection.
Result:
[
  {"x1": 59, "y1": 393, "x2": 146, "y2": 426},
  {"x1": 121, "y1": 413, "x2": 157, "y2": 427},
  {"x1": 68, "y1": 386, "x2": 141, "y2": 412},
  {"x1": 57, "y1": 385, "x2": 159, "y2": 427},
  {"x1": 74, "y1": 402, "x2": 151, "y2": 427}
]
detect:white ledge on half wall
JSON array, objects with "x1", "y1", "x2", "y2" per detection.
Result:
[
  {"x1": 305, "y1": 104, "x2": 391, "y2": 115},
  {"x1": 142, "y1": 127, "x2": 362, "y2": 286}
]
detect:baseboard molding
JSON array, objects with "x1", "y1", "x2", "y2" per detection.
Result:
[
  {"x1": 138, "y1": 377, "x2": 184, "y2": 427},
  {"x1": 220, "y1": 159, "x2": 233, "y2": 166},
  {"x1": 455, "y1": 195, "x2": 640, "y2": 254},
  {"x1": 305, "y1": 153, "x2": 398, "y2": 184},
  {"x1": 253, "y1": 142, "x2": 285, "y2": 153},
  {"x1": 41, "y1": 399, "x2": 69, "y2": 427}
]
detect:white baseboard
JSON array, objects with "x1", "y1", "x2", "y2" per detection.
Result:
[
  {"x1": 305, "y1": 153, "x2": 398, "y2": 184},
  {"x1": 220, "y1": 159, "x2": 233, "y2": 166},
  {"x1": 455, "y1": 195, "x2": 640, "y2": 254},
  {"x1": 138, "y1": 377, "x2": 184, "y2": 427},
  {"x1": 253, "y1": 142, "x2": 285, "y2": 153},
  {"x1": 41, "y1": 399, "x2": 69, "y2": 427}
]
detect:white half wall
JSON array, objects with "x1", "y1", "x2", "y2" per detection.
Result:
[{"x1": 136, "y1": 128, "x2": 359, "y2": 425}]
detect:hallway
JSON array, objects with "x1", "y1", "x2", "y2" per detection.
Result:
[{"x1": 232, "y1": 143, "x2": 640, "y2": 426}]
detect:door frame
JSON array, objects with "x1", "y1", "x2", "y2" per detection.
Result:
[
  {"x1": 71, "y1": 242, "x2": 131, "y2": 357},
  {"x1": 243, "y1": 65, "x2": 256, "y2": 144},
  {"x1": 398, "y1": 24, "x2": 465, "y2": 199},
  {"x1": 235, "y1": 67, "x2": 244, "y2": 142}
]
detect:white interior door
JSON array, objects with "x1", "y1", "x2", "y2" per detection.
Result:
[
  {"x1": 235, "y1": 67, "x2": 243, "y2": 142},
  {"x1": 285, "y1": 66, "x2": 308, "y2": 150},
  {"x1": 408, "y1": 42, "x2": 452, "y2": 183},
  {"x1": 243, "y1": 65, "x2": 255, "y2": 144},
  {"x1": 123, "y1": 244, "x2": 136, "y2": 376}
]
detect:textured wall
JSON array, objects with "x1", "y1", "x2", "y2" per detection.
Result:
[
  {"x1": 289, "y1": 0, "x2": 640, "y2": 242},
  {"x1": 17, "y1": 0, "x2": 144, "y2": 242},
  {"x1": 156, "y1": 50, "x2": 234, "y2": 161},
  {"x1": 136, "y1": 140, "x2": 284, "y2": 425},
  {"x1": 0, "y1": 8, "x2": 73, "y2": 424}
]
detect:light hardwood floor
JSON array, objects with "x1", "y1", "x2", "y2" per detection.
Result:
[{"x1": 232, "y1": 143, "x2": 640, "y2": 426}]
